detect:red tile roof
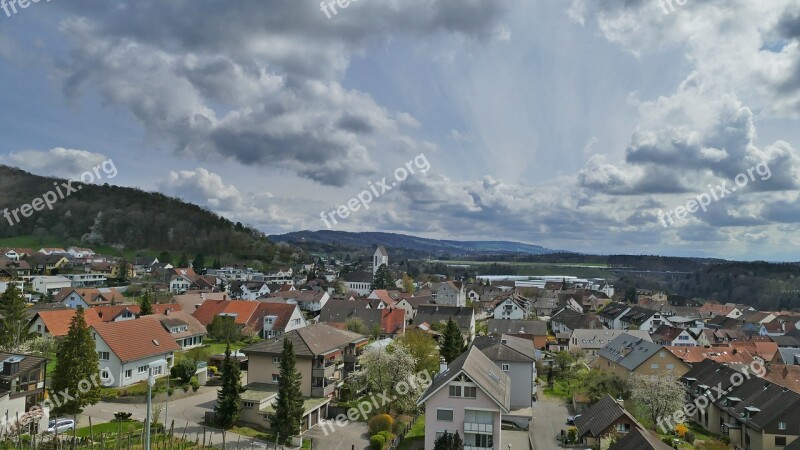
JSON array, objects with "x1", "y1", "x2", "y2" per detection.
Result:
[
  {"x1": 33, "y1": 308, "x2": 103, "y2": 337},
  {"x1": 191, "y1": 299, "x2": 259, "y2": 326},
  {"x1": 92, "y1": 303, "x2": 182, "y2": 322},
  {"x1": 92, "y1": 319, "x2": 181, "y2": 362}
]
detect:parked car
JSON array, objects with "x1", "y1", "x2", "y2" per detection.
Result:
[
  {"x1": 47, "y1": 419, "x2": 75, "y2": 433},
  {"x1": 566, "y1": 414, "x2": 581, "y2": 425}
]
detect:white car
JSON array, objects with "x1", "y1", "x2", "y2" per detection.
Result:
[{"x1": 47, "y1": 419, "x2": 75, "y2": 434}]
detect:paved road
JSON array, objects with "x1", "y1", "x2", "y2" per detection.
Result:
[
  {"x1": 302, "y1": 419, "x2": 370, "y2": 450},
  {"x1": 505, "y1": 429, "x2": 531, "y2": 450},
  {"x1": 80, "y1": 386, "x2": 277, "y2": 449},
  {"x1": 530, "y1": 394, "x2": 571, "y2": 450}
]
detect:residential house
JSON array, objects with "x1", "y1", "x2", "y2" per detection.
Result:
[
  {"x1": 679, "y1": 359, "x2": 800, "y2": 450},
  {"x1": 62, "y1": 273, "x2": 107, "y2": 288},
  {"x1": 597, "y1": 302, "x2": 631, "y2": 329},
  {"x1": 93, "y1": 304, "x2": 182, "y2": 322},
  {"x1": 530, "y1": 296, "x2": 559, "y2": 317},
  {"x1": 229, "y1": 281, "x2": 271, "y2": 301},
  {"x1": 416, "y1": 347, "x2": 510, "y2": 450},
  {"x1": 341, "y1": 272, "x2": 373, "y2": 296},
  {"x1": 597, "y1": 334, "x2": 689, "y2": 379},
  {"x1": 192, "y1": 299, "x2": 305, "y2": 338},
  {"x1": 0, "y1": 249, "x2": 20, "y2": 261},
  {"x1": 472, "y1": 334, "x2": 537, "y2": 409},
  {"x1": 29, "y1": 308, "x2": 103, "y2": 338},
  {"x1": 435, "y1": 281, "x2": 466, "y2": 307},
  {"x1": 55, "y1": 287, "x2": 127, "y2": 309},
  {"x1": 491, "y1": 294, "x2": 528, "y2": 320},
  {"x1": 372, "y1": 246, "x2": 388, "y2": 274},
  {"x1": 609, "y1": 428, "x2": 672, "y2": 450},
  {"x1": 66, "y1": 247, "x2": 95, "y2": 258},
  {"x1": 414, "y1": 305, "x2": 475, "y2": 341},
  {"x1": 91, "y1": 320, "x2": 180, "y2": 387},
  {"x1": 37, "y1": 248, "x2": 66, "y2": 255},
  {"x1": 28, "y1": 254, "x2": 69, "y2": 275},
  {"x1": 169, "y1": 268, "x2": 198, "y2": 293},
  {"x1": 569, "y1": 330, "x2": 652, "y2": 357},
  {"x1": 140, "y1": 310, "x2": 207, "y2": 350},
  {"x1": 550, "y1": 308, "x2": 605, "y2": 335},
  {"x1": 667, "y1": 345, "x2": 758, "y2": 372},
  {"x1": 604, "y1": 304, "x2": 671, "y2": 333},
  {"x1": 31, "y1": 276, "x2": 71, "y2": 295},
  {"x1": 699, "y1": 303, "x2": 743, "y2": 319},
  {"x1": 574, "y1": 395, "x2": 640, "y2": 448},
  {"x1": 0, "y1": 258, "x2": 31, "y2": 280},
  {"x1": 486, "y1": 319, "x2": 548, "y2": 350},
  {"x1": 318, "y1": 302, "x2": 405, "y2": 338},
  {"x1": 242, "y1": 323, "x2": 368, "y2": 398},
  {"x1": 263, "y1": 267, "x2": 294, "y2": 285},
  {"x1": 366, "y1": 289, "x2": 396, "y2": 309},
  {"x1": 267, "y1": 290, "x2": 330, "y2": 312},
  {"x1": 652, "y1": 325, "x2": 698, "y2": 347},
  {"x1": 394, "y1": 296, "x2": 434, "y2": 323},
  {"x1": 0, "y1": 353, "x2": 48, "y2": 433}
]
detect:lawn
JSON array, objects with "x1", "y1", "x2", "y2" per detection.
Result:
[
  {"x1": 0, "y1": 235, "x2": 158, "y2": 260},
  {"x1": 75, "y1": 420, "x2": 142, "y2": 438},
  {"x1": 396, "y1": 415, "x2": 425, "y2": 450}
]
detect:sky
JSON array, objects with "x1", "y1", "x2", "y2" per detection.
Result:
[{"x1": 1, "y1": 0, "x2": 800, "y2": 260}]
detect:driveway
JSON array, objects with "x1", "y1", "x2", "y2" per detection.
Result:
[
  {"x1": 530, "y1": 394, "x2": 571, "y2": 450},
  {"x1": 80, "y1": 386, "x2": 273, "y2": 449},
  {"x1": 505, "y1": 429, "x2": 531, "y2": 450},
  {"x1": 301, "y1": 419, "x2": 370, "y2": 450}
]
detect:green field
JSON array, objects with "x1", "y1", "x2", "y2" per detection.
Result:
[{"x1": 0, "y1": 235, "x2": 159, "y2": 260}]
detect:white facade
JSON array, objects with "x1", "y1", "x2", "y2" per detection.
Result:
[
  {"x1": 435, "y1": 283, "x2": 466, "y2": 307},
  {"x1": 63, "y1": 273, "x2": 107, "y2": 288},
  {"x1": 93, "y1": 331, "x2": 174, "y2": 388},
  {"x1": 3, "y1": 250, "x2": 20, "y2": 261},
  {"x1": 31, "y1": 276, "x2": 71, "y2": 295},
  {"x1": 170, "y1": 276, "x2": 192, "y2": 293},
  {"x1": 261, "y1": 307, "x2": 307, "y2": 339},
  {"x1": 372, "y1": 247, "x2": 388, "y2": 275},
  {"x1": 344, "y1": 281, "x2": 371, "y2": 296},
  {"x1": 492, "y1": 298, "x2": 525, "y2": 320},
  {"x1": 67, "y1": 247, "x2": 95, "y2": 258}
]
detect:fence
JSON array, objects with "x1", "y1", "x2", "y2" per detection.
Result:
[{"x1": 387, "y1": 414, "x2": 419, "y2": 450}]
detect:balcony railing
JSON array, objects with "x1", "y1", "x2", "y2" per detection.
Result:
[
  {"x1": 464, "y1": 447, "x2": 492, "y2": 450},
  {"x1": 464, "y1": 422, "x2": 493, "y2": 433},
  {"x1": 343, "y1": 354, "x2": 358, "y2": 363},
  {"x1": 312, "y1": 362, "x2": 337, "y2": 378},
  {"x1": 311, "y1": 383, "x2": 336, "y2": 397}
]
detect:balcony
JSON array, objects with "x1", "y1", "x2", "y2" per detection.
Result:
[
  {"x1": 464, "y1": 447, "x2": 492, "y2": 450},
  {"x1": 312, "y1": 361, "x2": 337, "y2": 378},
  {"x1": 344, "y1": 354, "x2": 358, "y2": 363},
  {"x1": 464, "y1": 422, "x2": 493, "y2": 433},
  {"x1": 311, "y1": 383, "x2": 336, "y2": 397}
]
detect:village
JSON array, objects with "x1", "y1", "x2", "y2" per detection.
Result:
[{"x1": 0, "y1": 245, "x2": 797, "y2": 450}]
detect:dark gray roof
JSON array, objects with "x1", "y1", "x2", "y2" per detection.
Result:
[
  {"x1": 575, "y1": 395, "x2": 638, "y2": 438},
  {"x1": 777, "y1": 347, "x2": 800, "y2": 365},
  {"x1": 242, "y1": 323, "x2": 366, "y2": 358},
  {"x1": 598, "y1": 302, "x2": 630, "y2": 320},
  {"x1": 486, "y1": 319, "x2": 547, "y2": 336},
  {"x1": 786, "y1": 438, "x2": 800, "y2": 450},
  {"x1": 552, "y1": 309, "x2": 604, "y2": 331},
  {"x1": 341, "y1": 272, "x2": 373, "y2": 283},
  {"x1": 414, "y1": 305, "x2": 473, "y2": 330},
  {"x1": 610, "y1": 428, "x2": 671, "y2": 450},
  {"x1": 472, "y1": 334, "x2": 535, "y2": 362},
  {"x1": 598, "y1": 334, "x2": 665, "y2": 371},
  {"x1": 619, "y1": 305, "x2": 659, "y2": 326},
  {"x1": 417, "y1": 346, "x2": 510, "y2": 412},
  {"x1": 318, "y1": 302, "x2": 383, "y2": 330}
]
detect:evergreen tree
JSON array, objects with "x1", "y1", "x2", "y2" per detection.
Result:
[
  {"x1": 51, "y1": 308, "x2": 101, "y2": 414},
  {"x1": 116, "y1": 259, "x2": 130, "y2": 283},
  {"x1": 270, "y1": 338, "x2": 304, "y2": 442},
  {"x1": 139, "y1": 290, "x2": 154, "y2": 316},
  {"x1": 440, "y1": 318, "x2": 465, "y2": 363},
  {"x1": 371, "y1": 264, "x2": 394, "y2": 290},
  {"x1": 214, "y1": 344, "x2": 243, "y2": 428},
  {"x1": 193, "y1": 253, "x2": 206, "y2": 272},
  {"x1": 157, "y1": 251, "x2": 173, "y2": 265},
  {"x1": 177, "y1": 252, "x2": 190, "y2": 268},
  {"x1": 0, "y1": 284, "x2": 34, "y2": 351},
  {"x1": 433, "y1": 431, "x2": 464, "y2": 450},
  {"x1": 212, "y1": 258, "x2": 221, "y2": 269}
]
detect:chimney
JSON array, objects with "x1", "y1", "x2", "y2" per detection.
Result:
[
  {"x1": 439, "y1": 356, "x2": 448, "y2": 374},
  {"x1": 165, "y1": 308, "x2": 171, "y2": 316}
]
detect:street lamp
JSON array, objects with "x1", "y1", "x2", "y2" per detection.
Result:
[{"x1": 145, "y1": 359, "x2": 167, "y2": 450}]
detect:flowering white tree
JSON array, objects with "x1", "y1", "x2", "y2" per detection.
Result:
[
  {"x1": 351, "y1": 344, "x2": 424, "y2": 414},
  {"x1": 631, "y1": 374, "x2": 685, "y2": 429}
]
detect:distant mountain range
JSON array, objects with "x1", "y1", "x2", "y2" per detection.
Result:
[{"x1": 269, "y1": 230, "x2": 556, "y2": 256}]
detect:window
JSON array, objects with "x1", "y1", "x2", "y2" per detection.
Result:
[
  {"x1": 449, "y1": 385, "x2": 462, "y2": 397},
  {"x1": 243, "y1": 402, "x2": 255, "y2": 409},
  {"x1": 152, "y1": 365, "x2": 163, "y2": 376},
  {"x1": 436, "y1": 409, "x2": 453, "y2": 421},
  {"x1": 616, "y1": 423, "x2": 630, "y2": 432},
  {"x1": 465, "y1": 410, "x2": 493, "y2": 424},
  {"x1": 659, "y1": 351, "x2": 665, "y2": 358},
  {"x1": 98, "y1": 351, "x2": 110, "y2": 361},
  {"x1": 138, "y1": 365, "x2": 147, "y2": 374},
  {"x1": 470, "y1": 434, "x2": 493, "y2": 448},
  {"x1": 464, "y1": 386, "x2": 477, "y2": 398},
  {"x1": 273, "y1": 356, "x2": 281, "y2": 364},
  {"x1": 502, "y1": 364, "x2": 510, "y2": 371},
  {"x1": 272, "y1": 374, "x2": 280, "y2": 383},
  {"x1": 776, "y1": 436, "x2": 787, "y2": 446},
  {"x1": 124, "y1": 369, "x2": 132, "y2": 379},
  {"x1": 666, "y1": 364, "x2": 674, "y2": 370},
  {"x1": 650, "y1": 363, "x2": 660, "y2": 369},
  {"x1": 100, "y1": 369, "x2": 111, "y2": 379},
  {"x1": 778, "y1": 422, "x2": 787, "y2": 430}
]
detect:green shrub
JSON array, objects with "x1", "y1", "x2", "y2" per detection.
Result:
[
  {"x1": 392, "y1": 415, "x2": 412, "y2": 434},
  {"x1": 190, "y1": 378, "x2": 200, "y2": 392},
  {"x1": 113, "y1": 412, "x2": 133, "y2": 422},
  {"x1": 170, "y1": 359, "x2": 197, "y2": 384},
  {"x1": 182, "y1": 384, "x2": 190, "y2": 392},
  {"x1": 378, "y1": 430, "x2": 394, "y2": 445},
  {"x1": 369, "y1": 435, "x2": 385, "y2": 450},
  {"x1": 368, "y1": 414, "x2": 393, "y2": 435},
  {"x1": 684, "y1": 431, "x2": 695, "y2": 444}
]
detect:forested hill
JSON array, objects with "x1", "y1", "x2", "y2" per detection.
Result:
[
  {"x1": 270, "y1": 230, "x2": 555, "y2": 256},
  {"x1": 0, "y1": 165, "x2": 276, "y2": 261}
]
